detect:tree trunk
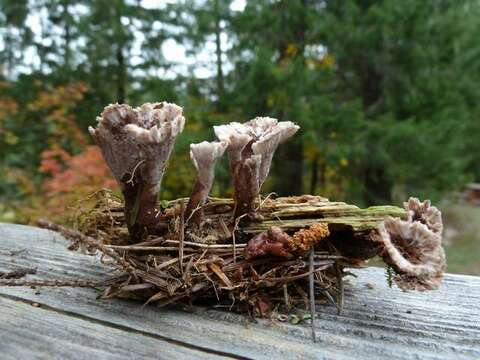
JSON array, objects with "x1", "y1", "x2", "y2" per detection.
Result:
[
  {"x1": 214, "y1": 0, "x2": 225, "y2": 111},
  {"x1": 273, "y1": 139, "x2": 304, "y2": 196},
  {"x1": 62, "y1": 0, "x2": 71, "y2": 69},
  {"x1": 273, "y1": 0, "x2": 307, "y2": 196},
  {"x1": 356, "y1": 2, "x2": 392, "y2": 206},
  {"x1": 360, "y1": 63, "x2": 392, "y2": 205},
  {"x1": 116, "y1": 45, "x2": 126, "y2": 104},
  {"x1": 310, "y1": 155, "x2": 319, "y2": 194}
]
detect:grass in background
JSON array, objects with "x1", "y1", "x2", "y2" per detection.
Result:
[{"x1": 442, "y1": 203, "x2": 480, "y2": 275}]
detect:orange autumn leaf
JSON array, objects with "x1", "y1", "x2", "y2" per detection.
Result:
[{"x1": 40, "y1": 146, "x2": 118, "y2": 196}]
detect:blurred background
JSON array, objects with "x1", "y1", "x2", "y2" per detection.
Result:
[{"x1": 0, "y1": 0, "x2": 479, "y2": 274}]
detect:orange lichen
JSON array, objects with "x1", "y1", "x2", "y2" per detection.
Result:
[{"x1": 290, "y1": 223, "x2": 330, "y2": 251}]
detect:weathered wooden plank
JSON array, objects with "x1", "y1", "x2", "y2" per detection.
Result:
[
  {"x1": 0, "y1": 223, "x2": 479, "y2": 360},
  {"x1": 0, "y1": 296, "x2": 223, "y2": 360}
]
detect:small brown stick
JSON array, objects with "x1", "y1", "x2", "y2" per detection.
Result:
[
  {"x1": 194, "y1": 249, "x2": 209, "y2": 268},
  {"x1": 156, "y1": 254, "x2": 195, "y2": 270},
  {"x1": 179, "y1": 202, "x2": 185, "y2": 274},
  {"x1": 0, "y1": 278, "x2": 102, "y2": 287},
  {"x1": 209, "y1": 263, "x2": 232, "y2": 288},
  {"x1": 218, "y1": 217, "x2": 231, "y2": 238},
  {"x1": 182, "y1": 256, "x2": 195, "y2": 282},
  {"x1": 165, "y1": 240, "x2": 246, "y2": 249},
  {"x1": 184, "y1": 203, "x2": 202, "y2": 225},
  {"x1": 105, "y1": 245, "x2": 196, "y2": 252},
  {"x1": 309, "y1": 247, "x2": 316, "y2": 342},
  {"x1": 258, "y1": 265, "x2": 331, "y2": 283},
  {"x1": 335, "y1": 262, "x2": 344, "y2": 314},
  {"x1": 129, "y1": 238, "x2": 166, "y2": 247},
  {"x1": 294, "y1": 283, "x2": 309, "y2": 309},
  {"x1": 283, "y1": 284, "x2": 290, "y2": 309},
  {"x1": 0, "y1": 267, "x2": 37, "y2": 279},
  {"x1": 37, "y1": 219, "x2": 138, "y2": 280},
  {"x1": 232, "y1": 213, "x2": 248, "y2": 263}
]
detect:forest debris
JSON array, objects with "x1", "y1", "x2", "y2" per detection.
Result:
[
  {"x1": 24, "y1": 193, "x2": 439, "y2": 322},
  {"x1": 3, "y1": 195, "x2": 443, "y2": 332}
]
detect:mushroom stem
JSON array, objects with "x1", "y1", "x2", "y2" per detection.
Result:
[
  {"x1": 231, "y1": 155, "x2": 261, "y2": 218},
  {"x1": 185, "y1": 141, "x2": 227, "y2": 225}
]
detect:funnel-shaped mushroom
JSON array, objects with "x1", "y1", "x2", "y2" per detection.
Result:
[
  {"x1": 214, "y1": 117, "x2": 299, "y2": 218},
  {"x1": 375, "y1": 198, "x2": 446, "y2": 291},
  {"x1": 89, "y1": 102, "x2": 185, "y2": 241},
  {"x1": 185, "y1": 141, "x2": 227, "y2": 224},
  {"x1": 404, "y1": 197, "x2": 443, "y2": 235}
]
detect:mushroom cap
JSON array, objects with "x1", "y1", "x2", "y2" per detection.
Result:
[
  {"x1": 377, "y1": 215, "x2": 446, "y2": 291},
  {"x1": 90, "y1": 102, "x2": 184, "y2": 143},
  {"x1": 213, "y1": 117, "x2": 299, "y2": 185},
  {"x1": 190, "y1": 141, "x2": 228, "y2": 171},
  {"x1": 404, "y1": 197, "x2": 443, "y2": 235},
  {"x1": 213, "y1": 117, "x2": 299, "y2": 148},
  {"x1": 89, "y1": 102, "x2": 185, "y2": 184},
  {"x1": 123, "y1": 102, "x2": 185, "y2": 144}
]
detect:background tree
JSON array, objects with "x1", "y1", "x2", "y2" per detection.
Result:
[{"x1": 1, "y1": 0, "x2": 480, "y2": 224}]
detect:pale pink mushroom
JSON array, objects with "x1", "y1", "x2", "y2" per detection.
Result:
[
  {"x1": 185, "y1": 141, "x2": 227, "y2": 224},
  {"x1": 89, "y1": 102, "x2": 185, "y2": 241},
  {"x1": 214, "y1": 117, "x2": 299, "y2": 218},
  {"x1": 375, "y1": 198, "x2": 446, "y2": 291}
]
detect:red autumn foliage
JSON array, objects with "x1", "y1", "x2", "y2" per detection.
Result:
[{"x1": 40, "y1": 146, "x2": 118, "y2": 195}]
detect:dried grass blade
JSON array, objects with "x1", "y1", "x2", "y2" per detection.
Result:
[{"x1": 209, "y1": 263, "x2": 232, "y2": 288}]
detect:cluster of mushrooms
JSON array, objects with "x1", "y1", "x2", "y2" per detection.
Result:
[
  {"x1": 89, "y1": 102, "x2": 300, "y2": 239},
  {"x1": 89, "y1": 101, "x2": 446, "y2": 291}
]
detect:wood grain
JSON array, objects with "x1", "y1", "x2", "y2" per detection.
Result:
[
  {"x1": 0, "y1": 223, "x2": 479, "y2": 360},
  {"x1": 0, "y1": 296, "x2": 222, "y2": 360}
]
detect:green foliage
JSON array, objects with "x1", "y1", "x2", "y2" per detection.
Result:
[
  {"x1": 385, "y1": 265, "x2": 395, "y2": 288},
  {"x1": 1, "y1": 0, "x2": 479, "y2": 222}
]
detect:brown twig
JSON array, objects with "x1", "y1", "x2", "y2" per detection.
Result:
[
  {"x1": 179, "y1": 202, "x2": 185, "y2": 273},
  {"x1": 309, "y1": 247, "x2": 316, "y2": 342},
  {"x1": 335, "y1": 261, "x2": 344, "y2": 314},
  {"x1": 0, "y1": 278, "x2": 102, "y2": 287},
  {"x1": 0, "y1": 267, "x2": 37, "y2": 279},
  {"x1": 37, "y1": 219, "x2": 138, "y2": 280}
]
